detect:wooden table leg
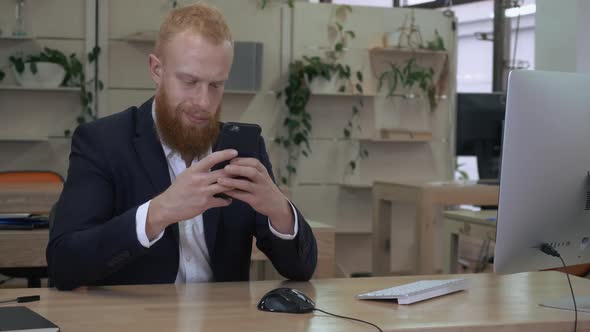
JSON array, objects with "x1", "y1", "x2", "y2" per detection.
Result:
[{"x1": 372, "y1": 198, "x2": 392, "y2": 276}]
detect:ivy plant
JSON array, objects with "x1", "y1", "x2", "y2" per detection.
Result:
[
  {"x1": 377, "y1": 58, "x2": 437, "y2": 111},
  {"x1": 4, "y1": 46, "x2": 103, "y2": 136},
  {"x1": 275, "y1": 5, "x2": 367, "y2": 185}
]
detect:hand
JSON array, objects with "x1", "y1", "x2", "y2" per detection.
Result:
[
  {"x1": 145, "y1": 149, "x2": 238, "y2": 240},
  {"x1": 217, "y1": 158, "x2": 294, "y2": 234}
]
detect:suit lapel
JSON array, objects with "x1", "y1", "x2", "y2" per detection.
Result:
[{"x1": 132, "y1": 98, "x2": 178, "y2": 242}]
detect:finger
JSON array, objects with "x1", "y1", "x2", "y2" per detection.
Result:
[
  {"x1": 192, "y1": 149, "x2": 238, "y2": 173},
  {"x1": 230, "y1": 158, "x2": 267, "y2": 174},
  {"x1": 204, "y1": 183, "x2": 234, "y2": 196},
  {"x1": 204, "y1": 169, "x2": 232, "y2": 184},
  {"x1": 217, "y1": 177, "x2": 254, "y2": 193},
  {"x1": 224, "y1": 190, "x2": 254, "y2": 205},
  {"x1": 224, "y1": 164, "x2": 260, "y2": 181},
  {"x1": 208, "y1": 197, "x2": 233, "y2": 209}
]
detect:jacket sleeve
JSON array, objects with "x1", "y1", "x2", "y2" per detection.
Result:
[
  {"x1": 253, "y1": 137, "x2": 318, "y2": 281},
  {"x1": 46, "y1": 124, "x2": 148, "y2": 290}
]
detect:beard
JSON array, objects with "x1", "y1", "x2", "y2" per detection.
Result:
[{"x1": 154, "y1": 86, "x2": 220, "y2": 159}]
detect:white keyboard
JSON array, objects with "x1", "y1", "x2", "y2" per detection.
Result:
[{"x1": 356, "y1": 278, "x2": 469, "y2": 304}]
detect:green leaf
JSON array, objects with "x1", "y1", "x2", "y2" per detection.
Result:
[
  {"x1": 281, "y1": 177, "x2": 288, "y2": 185},
  {"x1": 345, "y1": 31, "x2": 356, "y2": 39},
  {"x1": 363, "y1": 149, "x2": 369, "y2": 158},
  {"x1": 356, "y1": 71, "x2": 363, "y2": 82},
  {"x1": 274, "y1": 137, "x2": 282, "y2": 144},
  {"x1": 343, "y1": 128, "x2": 351, "y2": 138},
  {"x1": 97, "y1": 80, "x2": 104, "y2": 90},
  {"x1": 29, "y1": 62, "x2": 38, "y2": 75},
  {"x1": 335, "y1": 23, "x2": 343, "y2": 32},
  {"x1": 0, "y1": 70, "x2": 4, "y2": 82},
  {"x1": 352, "y1": 106, "x2": 359, "y2": 115},
  {"x1": 301, "y1": 150, "x2": 309, "y2": 157},
  {"x1": 355, "y1": 83, "x2": 363, "y2": 93},
  {"x1": 349, "y1": 161, "x2": 356, "y2": 170},
  {"x1": 335, "y1": 43, "x2": 344, "y2": 52},
  {"x1": 64, "y1": 129, "x2": 71, "y2": 137},
  {"x1": 338, "y1": 86, "x2": 346, "y2": 93},
  {"x1": 76, "y1": 116, "x2": 85, "y2": 124}
]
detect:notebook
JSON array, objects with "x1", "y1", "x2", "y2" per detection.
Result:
[{"x1": 0, "y1": 306, "x2": 59, "y2": 332}]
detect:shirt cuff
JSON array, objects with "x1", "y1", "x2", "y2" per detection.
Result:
[
  {"x1": 136, "y1": 200, "x2": 165, "y2": 248},
  {"x1": 268, "y1": 200, "x2": 299, "y2": 240}
]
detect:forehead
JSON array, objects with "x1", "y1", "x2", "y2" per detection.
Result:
[{"x1": 162, "y1": 31, "x2": 233, "y2": 78}]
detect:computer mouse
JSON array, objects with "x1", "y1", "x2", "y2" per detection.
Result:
[{"x1": 257, "y1": 287, "x2": 315, "y2": 314}]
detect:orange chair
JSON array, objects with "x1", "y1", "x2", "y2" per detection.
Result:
[
  {"x1": 0, "y1": 171, "x2": 63, "y2": 184},
  {"x1": 0, "y1": 171, "x2": 63, "y2": 288}
]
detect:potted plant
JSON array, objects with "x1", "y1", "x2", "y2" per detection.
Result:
[{"x1": 0, "y1": 47, "x2": 103, "y2": 136}]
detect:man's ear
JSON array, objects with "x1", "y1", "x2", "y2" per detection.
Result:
[{"x1": 148, "y1": 54, "x2": 163, "y2": 85}]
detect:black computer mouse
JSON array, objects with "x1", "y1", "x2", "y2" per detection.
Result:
[{"x1": 257, "y1": 287, "x2": 316, "y2": 314}]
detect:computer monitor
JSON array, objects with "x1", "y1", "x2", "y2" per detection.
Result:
[
  {"x1": 456, "y1": 93, "x2": 506, "y2": 180},
  {"x1": 494, "y1": 70, "x2": 590, "y2": 274}
]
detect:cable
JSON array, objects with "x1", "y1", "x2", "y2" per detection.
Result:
[
  {"x1": 540, "y1": 243, "x2": 577, "y2": 332},
  {"x1": 0, "y1": 295, "x2": 41, "y2": 304},
  {"x1": 511, "y1": 2, "x2": 522, "y2": 70},
  {"x1": 314, "y1": 308, "x2": 383, "y2": 332}
]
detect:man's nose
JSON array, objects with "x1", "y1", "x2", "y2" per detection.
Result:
[{"x1": 191, "y1": 83, "x2": 211, "y2": 109}]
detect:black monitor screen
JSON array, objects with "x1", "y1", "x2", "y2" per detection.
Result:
[{"x1": 456, "y1": 93, "x2": 506, "y2": 180}]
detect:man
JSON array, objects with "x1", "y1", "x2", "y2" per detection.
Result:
[{"x1": 46, "y1": 2, "x2": 317, "y2": 290}]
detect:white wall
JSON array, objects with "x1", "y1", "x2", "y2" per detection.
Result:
[
  {"x1": 535, "y1": 0, "x2": 576, "y2": 72},
  {"x1": 536, "y1": 0, "x2": 590, "y2": 74}
]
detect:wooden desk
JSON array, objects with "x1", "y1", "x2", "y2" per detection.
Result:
[
  {"x1": 442, "y1": 209, "x2": 497, "y2": 274},
  {"x1": 372, "y1": 180, "x2": 499, "y2": 276},
  {"x1": 0, "y1": 221, "x2": 335, "y2": 279},
  {"x1": 0, "y1": 182, "x2": 62, "y2": 214},
  {"x1": 0, "y1": 271, "x2": 587, "y2": 331}
]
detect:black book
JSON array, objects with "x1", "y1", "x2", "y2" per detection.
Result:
[{"x1": 0, "y1": 307, "x2": 59, "y2": 332}]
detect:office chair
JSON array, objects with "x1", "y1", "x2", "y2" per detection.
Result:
[{"x1": 0, "y1": 170, "x2": 63, "y2": 288}]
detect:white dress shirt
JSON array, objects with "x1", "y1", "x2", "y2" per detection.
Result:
[{"x1": 134, "y1": 103, "x2": 299, "y2": 283}]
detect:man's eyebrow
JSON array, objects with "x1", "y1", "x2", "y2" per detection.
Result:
[{"x1": 176, "y1": 72, "x2": 227, "y2": 84}]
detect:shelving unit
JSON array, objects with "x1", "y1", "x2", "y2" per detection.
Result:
[
  {"x1": 0, "y1": 35, "x2": 33, "y2": 41},
  {"x1": 119, "y1": 31, "x2": 157, "y2": 43},
  {"x1": 0, "y1": 135, "x2": 49, "y2": 142},
  {"x1": 370, "y1": 129, "x2": 433, "y2": 142},
  {"x1": 0, "y1": 85, "x2": 79, "y2": 92}
]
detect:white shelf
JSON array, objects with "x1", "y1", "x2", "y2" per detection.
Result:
[
  {"x1": 0, "y1": 35, "x2": 33, "y2": 41},
  {"x1": 0, "y1": 136, "x2": 48, "y2": 142},
  {"x1": 372, "y1": 129, "x2": 433, "y2": 142},
  {"x1": 335, "y1": 228, "x2": 372, "y2": 235},
  {"x1": 310, "y1": 91, "x2": 376, "y2": 97},
  {"x1": 0, "y1": 85, "x2": 79, "y2": 92},
  {"x1": 119, "y1": 31, "x2": 157, "y2": 43},
  {"x1": 339, "y1": 183, "x2": 372, "y2": 189}
]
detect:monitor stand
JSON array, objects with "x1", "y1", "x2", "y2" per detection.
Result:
[{"x1": 476, "y1": 178, "x2": 500, "y2": 186}]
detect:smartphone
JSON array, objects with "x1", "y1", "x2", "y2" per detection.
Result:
[{"x1": 212, "y1": 122, "x2": 262, "y2": 199}]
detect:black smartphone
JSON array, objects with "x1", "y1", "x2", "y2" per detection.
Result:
[{"x1": 212, "y1": 122, "x2": 262, "y2": 199}]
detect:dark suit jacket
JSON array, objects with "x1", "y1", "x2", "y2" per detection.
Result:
[{"x1": 46, "y1": 98, "x2": 317, "y2": 290}]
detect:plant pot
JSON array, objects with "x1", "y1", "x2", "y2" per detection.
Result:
[
  {"x1": 374, "y1": 95, "x2": 430, "y2": 132},
  {"x1": 12, "y1": 61, "x2": 66, "y2": 88},
  {"x1": 307, "y1": 75, "x2": 346, "y2": 94}
]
